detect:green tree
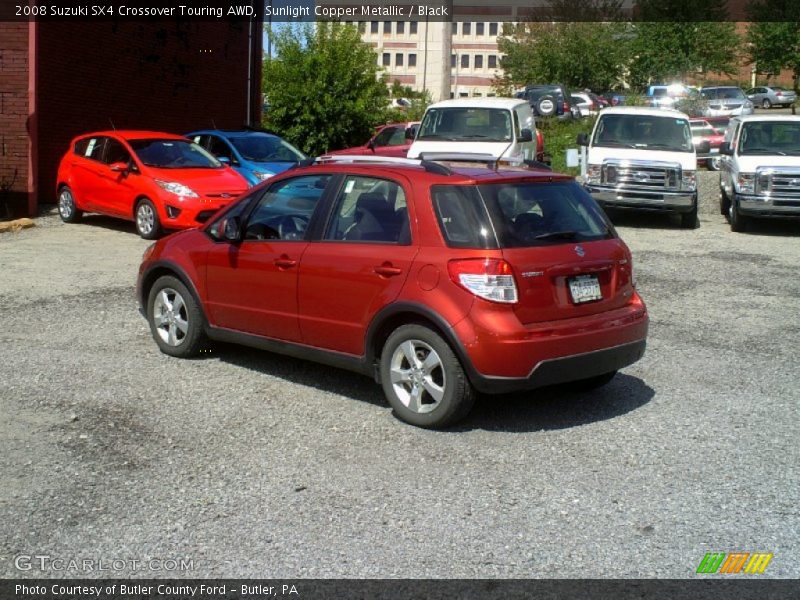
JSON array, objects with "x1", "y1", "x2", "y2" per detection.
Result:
[
  {"x1": 262, "y1": 23, "x2": 390, "y2": 155},
  {"x1": 746, "y1": 1, "x2": 800, "y2": 92},
  {"x1": 495, "y1": 21, "x2": 631, "y2": 93},
  {"x1": 627, "y1": 0, "x2": 740, "y2": 87}
]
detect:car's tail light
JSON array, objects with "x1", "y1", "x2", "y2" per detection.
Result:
[
  {"x1": 562, "y1": 100, "x2": 570, "y2": 112},
  {"x1": 776, "y1": 91, "x2": 784, "y2": 96},
  {"x1": 448, "y1": 258, "x2": 518, "y2": 304}
]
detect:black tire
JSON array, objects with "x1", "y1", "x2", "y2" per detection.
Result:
[
  {"x1": 57, "y1": 185, "x2": 83, "y2": 223},
  {"x1": 535, "y1": 95, "x2": 557, "y2": 117},
  {"x1": 762, "y1": 98, "x2": 771, "y2": 109},
  {"x1": 719, "y1": 185, "x2": 731, "y2": 216},
  {"x1": 135, "y1": 198, "x2": 163, "y2": 240},
  {"x1": 729, "y1": 197, "x2": 748, "y2": 232},
  {"x1": 147, "y1": 275, "x2": 208, "y2": 358},
  {"x1": 379, "y1": 324, "x2": 476, "y2": 428},
  {"x1": 680, "y1": 201, "x2": 698, "y2": 229},
  {"x1": 565, "y1": 370, "x2": 617, "y2": 392},
  {"x1": 707, "y1": 157, "x2": 720, "y2": 172}
]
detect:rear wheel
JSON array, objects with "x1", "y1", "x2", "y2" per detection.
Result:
[
  {"x1": 379, "y1": 324, "x2": 476, "y2": 428},
  {"x1": 57, "y1": 186, "x2": 83, "y2": 223},
  {"x1": 135, "y1": 198, "x2": 163, "y2": 239}
]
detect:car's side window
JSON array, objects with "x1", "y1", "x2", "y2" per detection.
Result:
[
  {"x1": 324, "y1": 176, "x2": 410, "y2": 244},
  {"x1": 74, "y1": 138, "x2": 91, "y2": 156},
  {"x1": 191, "y1": 134, "x2": 210, "y2": 149},
  {"x1": 104, "y1": 138, "x2": 132, "y2": 166},
  {"x1": 244, "y1": 174, "x2": 331, "y2": 241},
  {"x1": 208, "y1": 136, "x2": 237, "y2": 165},
  {"x1": 82, "y1": 137, "x2": 106, "y2": 162},
  {"x1": 372, "y1": 127, "x2": 401, "y2": 147}
]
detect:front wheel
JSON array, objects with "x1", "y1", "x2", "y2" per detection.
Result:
[
  {"x1": 762, "y1": 98, "x2": 771, "y2": 109},
  {"x1": 147, "y1": 275, "x2": 208, "y2": 357},
  {"x1": 680, "y1": 202, "x2": 698, "y2": 229},
  {"x1": 58, "y1": 186, "x2": 83, "y2": 223},
  {"x1": 707, "y1": 157, "x2": 721, "y2": 171},
  {"x1": 135, "y1": 198, "x2": 163, "y2": 239},
  {"x1": 729, "y1": 198, "x2": 748, "y2": 232},
  {"x1": 380, "y1": 324, "x2": 476, "y2": 428},
  {"x1": 720, "y1": 185, "x2": 731, "y2": 216}
]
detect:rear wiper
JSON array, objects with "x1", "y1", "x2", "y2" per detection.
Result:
[{"x1": 535, "y1": 230, "x2": 579, "y2": 240}]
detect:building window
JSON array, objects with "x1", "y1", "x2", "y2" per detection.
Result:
[
  {"x1": 383, "y1": 21, "x2": 391, "y2": 34},
  {"x1": 488, "y1": 55, "x2": 497, "y2": 68},
  {"x1": 474, "y1": 92, "x2": 483, "y2": 97},
  {"x1": 459, "y1": 92, "x2": 469, "y2": 97},
  {"x1": 463, "y1": 22, "x2": 472, "y2": 35},
  {"x1": 461, "y1": 54, "x2": 469, "y2": 69},
  {"x1": 396, "y1": 53, "x2": 404, "y2": 67},
  {"x1": 396, "y1": 21, "x2": 404, "y2": 34},
  {"x1": 474, "y1": 55, "x2": 483, "y2": 69},
  {"x1": 489, "y1": 22, "x2": 498, "y2": 36},
  {"x1": 383, "y1": 53, "x2": 391, "y2": 67},
  {"x1": 371, "y1": 21, "x2": 379, "y2": 34},
  {"x1": 409, "y1": 53, "x2": 417, "y2": 67},
  {"x1": 410, "y1": 21, "x2": 417, "y2": 34},
  {"x1": 476, "y1": 22, "x2": 485, "y2": 36},
  {"x1": 452, "y1": 22, "x2": 458, "y2": 35},
  {"x1": 487, "y1": 93, "x2": 496, "y2": 97},
  {"x1": 451, "y1": 54, "x2": 456, "y2": 68}
]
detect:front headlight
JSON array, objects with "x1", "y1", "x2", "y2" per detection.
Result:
[
  {"x1": 737, "y1": 173, "x2": 755, "y2": 194},
  {"x1": 587, "y1": 164, "x2": 601, "y2": 184},
  {"x1": 252, "y1": 171, "x2": 274, "y2": 182},
  {"x1": 154, "y1": 179, "x2": 198, "y2": 198},
  {"x1": 681, "y1": 170, "x2": 696, "y2": 191}
]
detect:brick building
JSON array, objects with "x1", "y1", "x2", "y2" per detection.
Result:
[{"x1": 0, "y1": 18, "x2": 263, "y2": 217}]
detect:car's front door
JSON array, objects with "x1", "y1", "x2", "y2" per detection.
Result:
[
  {"x1": 298, "y1": 174, "x2": 419, "y2": 355},
  {"x1": 204, "y1": 173, "x2": 333, "y2": 341},
  {"x1": 95, "y1": 137, "x2": 138, "y2": 218}
]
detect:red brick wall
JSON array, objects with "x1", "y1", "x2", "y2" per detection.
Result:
[
  {"x1": 34, "y1": 20, "x2": 260, "y2": 210},
  {"x1": 0, "y1": 23, "x2": 30, "y2": 216}
]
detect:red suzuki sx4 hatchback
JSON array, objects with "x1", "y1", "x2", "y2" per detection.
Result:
[
  {"x1": 57, "y1": 131, "x2": 249, "y2": 239},
  {"x1": 137, "y1": 156, "x2": 648, "y2": 428}
]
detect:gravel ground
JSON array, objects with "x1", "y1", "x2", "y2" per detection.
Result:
[{"x1": 0, "y1": 173, "x2": 798, "y2": 579}]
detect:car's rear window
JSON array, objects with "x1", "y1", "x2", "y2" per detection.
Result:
[{"x1": 432, "y1": 181, "x2": 613, "y2": 249}]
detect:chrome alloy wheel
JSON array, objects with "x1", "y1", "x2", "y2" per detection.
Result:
[
  {"x1": 153, "y1": 287, "x2": 189, "y2": 347},
  {"x1": 137, "y1": 203, "x2": 155, "y2": 236},
  {"x1": 58, "y1": 188, "x2": 74, "y2": 219},
  {"x1": 389, "y1": 339, "x2": 446, "y2": 414}
]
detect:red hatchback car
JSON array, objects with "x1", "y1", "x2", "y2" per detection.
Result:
[
  {"x1": 56, "y1": 131, "x2": 249, "y2": 239},
  {"x1": 326, "y1": 122, "x2": 420, "y2": 158},
  {"x1": 137, "y1": 156, "x2": 648, "y2": 428}
]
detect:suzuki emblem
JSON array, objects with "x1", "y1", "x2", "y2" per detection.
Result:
[{"x1": 574, "y1": 245, "x2": 585, "y2": 257}]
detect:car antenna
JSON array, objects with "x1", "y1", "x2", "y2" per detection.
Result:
[
  {"x1": 211, "y1": 119, "x2": 217, "y2": 129},
  {"x1": 108, "y1": 118, "x2": 116, "y2": 131}
]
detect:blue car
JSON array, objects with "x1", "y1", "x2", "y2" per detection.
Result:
[{"x1": 185, "y1": 129, "x2": 306, "y2": 186}]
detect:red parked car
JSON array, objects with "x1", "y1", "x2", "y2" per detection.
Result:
[
  {"x1": 56, "y1": 131, "x2": 249, "y2": 239},
  {"x1": 689, "y1": 118, "x2": 727, "y2": 171},
  {"x1": 137, "y1": 156, "x2": 648, "y2": 428},
  {"x1": 327, "y1": 122, "x2": 420, "y2": 158}
]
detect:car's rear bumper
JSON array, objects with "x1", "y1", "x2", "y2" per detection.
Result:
[
  {"x1": 736, "y1": 193, "x2": 800, "y2": 218},
  {"x1": 586, "y1": 185, "x2": 697, "y2": 213},
  {"x1": 454, "y1": 293, "x2": 649, "y2": 394}
]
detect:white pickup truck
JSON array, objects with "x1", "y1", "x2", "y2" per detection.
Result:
[
  {"x1": 718, "y1": 115, "x2": 800, "y2": 232},
  {"x1": 579, "y1": 107, "x2": 706, "y2": 228}
]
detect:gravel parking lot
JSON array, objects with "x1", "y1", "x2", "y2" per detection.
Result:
[{"x1": 0, "y1": 171, "x2": 798, "y2": 578}]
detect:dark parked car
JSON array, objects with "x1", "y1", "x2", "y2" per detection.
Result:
[{"x1": 517, "y1": 84, "x2": 574, "y2": 120}]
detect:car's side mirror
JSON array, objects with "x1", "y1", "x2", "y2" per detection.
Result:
[
  {"x1": 576, "y1": 132, "x2": 590, "y2": 146},
  {"x1": 221, "y1": 215, "x2": 242, "y2": 243},
  {"x1": 697, "y1": 141, "x2": 711, "y2": 154},
  {"x1": 109, "y1": 162, "x2": 128, "y2": 173},
  {"x1": 217, "y1": 156, "x2": 231, "y2": 164},
  {"x1": 719, "y1": 142, "x2": 733, "y2": 156},
  {"x1": 367, "y1": 139, "x2": 376, "y2": 151},
  {"x1": 518, "y1": 128, "x2": 533, "y2": 143}
]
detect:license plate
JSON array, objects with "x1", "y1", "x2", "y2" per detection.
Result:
[{"x1": 569, "y1": 274, "x2": 602, "y2": 304}]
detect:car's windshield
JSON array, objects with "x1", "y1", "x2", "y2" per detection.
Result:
[
  {"x1": 228, "y1": 135, "x2": 306, "y2": 162},
  {"x1": 431, "y1": 181, "x2": 612, "y2": 249},
  {"x1": 418, "y1": 107, "x2": 513, "y2": 142},
  {"x1": 592, "y1": 114, "x2": 694, "y2": 152},
  {"x1": 130, "y1": 139, "x2": 221, "y2": 169},
  {"x1": 738, "y1": 121, "x2": 800, "y2": 155},
  {"x1": 702, "y1": 88, "x2": 746, "y2": 100}
]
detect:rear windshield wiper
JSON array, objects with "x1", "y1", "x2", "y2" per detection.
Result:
[{"x1": 534, "y1": 230, "x2": 579, "y2": 240}]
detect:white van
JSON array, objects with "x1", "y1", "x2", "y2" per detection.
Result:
[
  {"x1": 408, "y1": 98, "x2": 538, "y2": 162},
  {"x1": 579, "y1": 106, "x2": 705, "y2": 228}
]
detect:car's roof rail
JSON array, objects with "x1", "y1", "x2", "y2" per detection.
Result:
[{"x1": 309, "y1": 154, "x2": 453, "y2": 175}]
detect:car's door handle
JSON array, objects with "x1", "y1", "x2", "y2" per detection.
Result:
[
  {"x1": 374, "y1": 264, "x2": 403, "y2": 277},
  {"x1": 274, "y1": 256, "x2": 297, "y2": 269}
]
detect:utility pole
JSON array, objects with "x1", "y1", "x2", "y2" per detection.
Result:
[{"x1": 441, "y1": 18, "x2": 452, "y2": 101}]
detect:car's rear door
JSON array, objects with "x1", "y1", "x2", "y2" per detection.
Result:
[
  {"x1": 297, "y1": 173, "x2": 419, "y2": 355},
  {"x1": 204, "y1": 173, "x2": 333, "y2": 341},
  {"x1": 70, "y1": 136, "x2": 107, "y2": 211}
]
